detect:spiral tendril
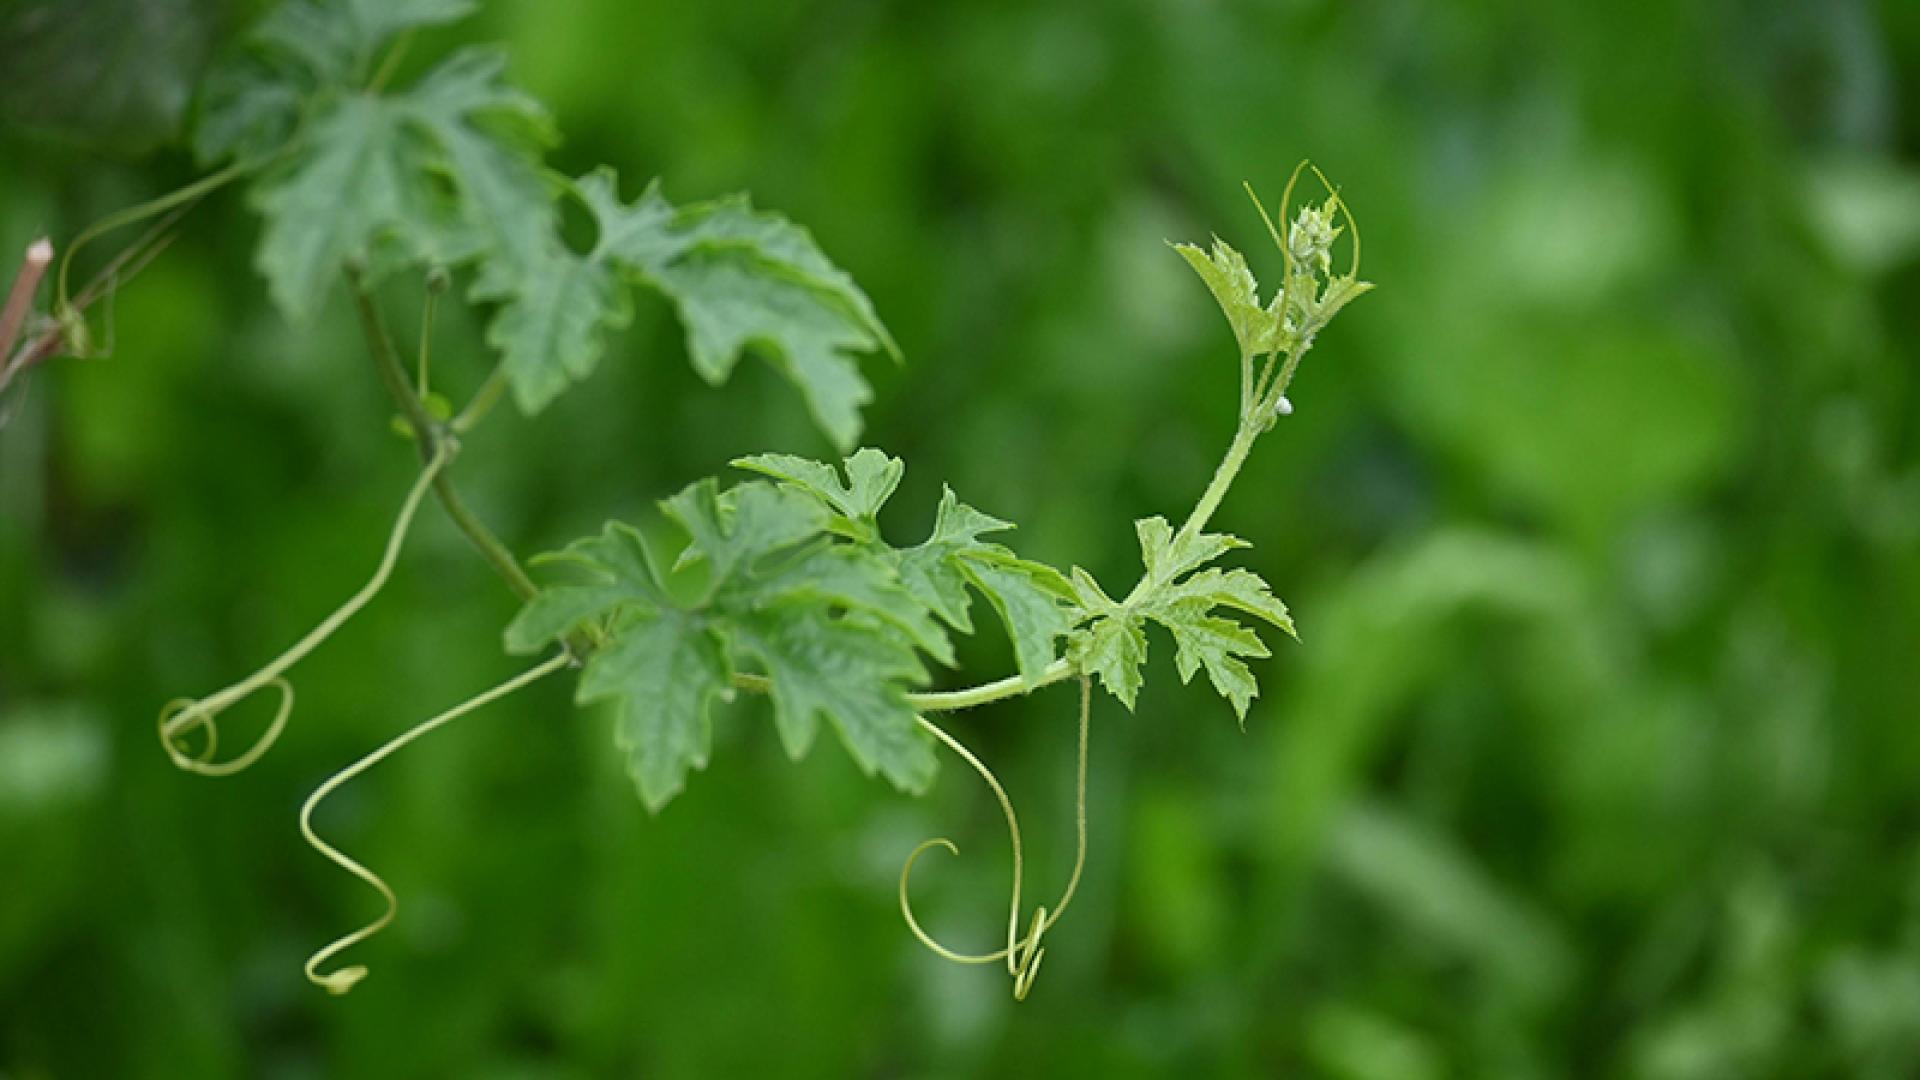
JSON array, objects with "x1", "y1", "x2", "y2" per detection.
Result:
[
  {"x1": 300, "y1": 652, "x2": 569, "y2": 994},
  {"x1": 898, "y1": 675, "x2": 1091, "y2": 1000},
  {"x1": 157, "y1": 442, "x2": 450, "y2": 776}
]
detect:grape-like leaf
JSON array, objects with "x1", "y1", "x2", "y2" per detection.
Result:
[
  {"x1": 249, "y1": 95, "x2": 417, "y2": 318},
  {"x1": 500, "y1": 524, "x2": 733, "y2": 809},
  {"x1": 619, "y1": 195, "x2": 898, "y2": 358},
  {"x1": 514, "y1": 472, "x2": 953, "y2": 807},
  {"x1": 403, "y1": 47, "x2": 555, "y2": 280},
  {"x1": 733, "y1": 453, "x2": 1076, "y2": 681},
  {"x1": 1072, "y1": 518, "x2": 1295, "y2": 716},
  {"x1": 648, "y1": 247, "x2": 880, "y2": 452},
  {"x1": 662, "y1": 479, "x2": 827, "y2": 584},
  {"x1": 746, "y1": 545, "x2": 952, "y2": 665},
  {"x1": 206, "y1": 2, "x2": 894, "y2": 445},
  {"x1": 895, "y1": 487, "x2": 1013, "y2": 631},
  {"x1": 617, "y1": 196, "x2": 900, "y2": 452},
  {"x1": 502, "y1": 522, "x2": 665, "y2": 652},
  {"x1": 726, "y1": 602, "x2": 934, "y2": 794},
  {"x1": 245, "y1": 46, "x2": 551, "y2": 320},
  {"x1": 485, "y1": 241, "x2": 626, "y2": 412},
  {"x1": 578, "y1": 607, "x2": 731, "y2": 812}
]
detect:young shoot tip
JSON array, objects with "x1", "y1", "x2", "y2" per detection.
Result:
[{"x1": 1304, "y1": 161, "x2": 1363, "y2": 279}]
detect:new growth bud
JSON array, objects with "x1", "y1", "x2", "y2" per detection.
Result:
[{"x1": 1287, "y1": 204, "x2": 1339, "y2": 279}]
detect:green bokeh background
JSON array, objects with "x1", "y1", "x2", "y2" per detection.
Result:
[{"x1": 4, "y1": 0, "x2": 1919, "y2": 1076}]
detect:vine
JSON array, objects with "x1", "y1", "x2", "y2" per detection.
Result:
[{"x1": 19, "y1": 0, "x2": 1371, "y2": 999}]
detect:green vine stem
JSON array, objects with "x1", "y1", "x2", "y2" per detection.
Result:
[
  {"x1": 451, "y1": 365, "x2": 509, "y2": 434},
  {"x1": 158, "y1": 442, "x2": 451, "y2": 774},
  {"x1": 347, "y1": 272, "x2": 540, "y2": 605},
  {"x1": 54, "y1": 158, "x2": 254, "y2": 320},
  {"x1": 301, "y1": 651, "x2": 570, "y2": 995}
]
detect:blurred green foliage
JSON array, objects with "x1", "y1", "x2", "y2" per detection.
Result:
[{"x1": 3, "y1": 0, "x2": 1918, "y2": 1076}]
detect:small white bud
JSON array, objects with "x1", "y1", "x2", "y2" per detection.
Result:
[
  {"x1": 1275, "y1": 395, "x2": 1294, "y2": 417},
  {"x1": 25, "y1": 238, "x2": 53, "y2": 268}
]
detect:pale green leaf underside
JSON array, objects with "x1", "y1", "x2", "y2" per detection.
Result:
[
  {"x1": 1146, "y1": 599, "x2": 1268, "y2": 722},
  {"x1": 1072, "y1": 612, "x2": 1147, "y2": 709},
  {"x1": 1173, "y1": 237, "x2": 1283, "y2": 358},
  {"x1": 1073, "y1": 516, "x2": 1296, "y2": 716},
  {"x1": 1136, "y1": 514, "x2": 1247, "y2": 584},
  {"x1": 956, "y1": 549, "x2": 1076, "y2": 684}
]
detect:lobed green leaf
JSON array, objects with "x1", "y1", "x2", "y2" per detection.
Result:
[
  {"x1": 201, "y1": 2, "x2": 896, "y2": 446},
  {"x1": 736, "y1": 453, "x2": 1075, "y2": 681},
  {"x1": 578, "y1": 608, "x2": 730, "y2": 812},
  {"x1": 726, "y1": 603, "x2": 934, "y2": 794},
  {"x1": 1173, "y1": 237, "x2": 1282, "y2": 358},
  {"x1": 1145, "y1": 599, "x2": 1268, "y2": 723}
]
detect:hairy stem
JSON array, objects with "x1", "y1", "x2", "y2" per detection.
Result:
[
  {"x1": 1178, "y1": 421, "x2": 1259, "y2": 547},
  {"x1": 348, "y1": 274, "x2": 540, "y2": 604},
  {"x1": 1118, "y1": 420, "x2": 1261, "y2": 608}
]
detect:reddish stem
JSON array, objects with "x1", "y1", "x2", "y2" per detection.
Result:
[{"x1": 0, "y1": 238, "x2": 53, "y2": 378}]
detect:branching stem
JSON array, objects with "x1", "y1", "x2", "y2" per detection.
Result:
[
  {"x1": 451, "y1": 365, "x2": 509, "y2": 434},
  {"x1": 348, "y1": 274, "x2": 540, "y2": 605},
  {"x1": 733, "y1": 658, "x2": 1073, "y2": 714},
  {"x1": 55, "y1": 159, "x2": 252, "y2": 315}
]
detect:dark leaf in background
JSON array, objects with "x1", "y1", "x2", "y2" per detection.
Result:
[{"x1": 0, "y1": 0, "x2": 221, "y2": 151}]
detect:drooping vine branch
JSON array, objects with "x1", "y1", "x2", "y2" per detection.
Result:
[{"x1": 36, "y1": 0, "x2": 1376, "y2": 1004}]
